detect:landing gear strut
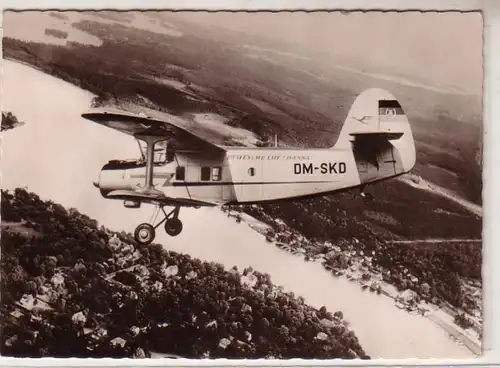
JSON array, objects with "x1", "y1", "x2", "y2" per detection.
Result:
[{"x1": 134, "y1": 205, "x2": 183, "y2": 246}]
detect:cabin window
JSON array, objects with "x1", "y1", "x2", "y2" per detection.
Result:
[
  {"x1": 175, "y1": 166, "x2": 185, "y2": 181},
  {"x1": 212, "y1": 167, "x2": 222, "y2": 181},
  {"x1": 201, "y1": 166, "x2": 211, "y2": 181},
  {"x1": 166, "y1": 144, "x2": 176, "y2": 163},
  {"x1": 248, "y1": 168, "x2": 255, "y2": 177}
]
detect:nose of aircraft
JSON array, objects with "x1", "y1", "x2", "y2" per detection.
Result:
[{"x1": 93, "y1": 173, "x2": 100, "y2": 188}]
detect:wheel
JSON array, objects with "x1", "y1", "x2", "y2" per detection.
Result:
[
  {"x1": 164, "y1": 218, "x2": 183, "y2": 237},
  {"x1": 134, "y1": 223, "x2": 156, "y2": 245}
]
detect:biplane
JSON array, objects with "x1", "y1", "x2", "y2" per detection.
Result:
[{"x1": 82, "y1": 88, "x2": 416, "y2": 245}]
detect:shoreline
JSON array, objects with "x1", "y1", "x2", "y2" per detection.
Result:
[{"x1": 230, "y1": 208, "x2": 482, "y2": 356}]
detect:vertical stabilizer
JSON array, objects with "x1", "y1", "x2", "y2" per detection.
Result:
[{"x1": 334, "y1": 88, "x2": 416, "y2": 180}]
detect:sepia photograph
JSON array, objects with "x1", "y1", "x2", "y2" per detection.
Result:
[{"x1": 1, "y1": 10, "x2": 483, "y2": 360}]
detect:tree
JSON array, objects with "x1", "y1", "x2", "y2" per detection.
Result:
[
  {"x1": 1, "y1": 111, "x2": 24, "y2": 131},
  {"x1": 334, "y1": 311, "x2": 344, "y2": 320},
  {"x1": 1, "y1": 187, "x2": 368, "y2": 359}
]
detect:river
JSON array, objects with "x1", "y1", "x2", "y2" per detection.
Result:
[{"x1": 1, "y1": 59, "x2": 473, "y2": 359}]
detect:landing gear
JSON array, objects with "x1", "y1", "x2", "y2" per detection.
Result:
[
  {"x1": 133, "y1": 205, "x2": 183, "y2": 245},
  {"x1": 134, "y1": 223, "x2": 156, "y2": 246},
  {"x1": 359, "y1": 185, "x2": 374, "y2": 202},
  {"x1": 165, "y1": 218, "x2": 183, "y2": 237},
  {"x1": 130, "y1": 133, "x2": 185, "y2": 246},
  {"x1": 360, "y1": 191, "x2": 374, "y2": 201}
]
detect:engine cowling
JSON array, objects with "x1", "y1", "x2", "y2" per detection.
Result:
[
  {"x1": 93, "y1": 159, "x2": 176, "y2": 199},
  {"x1": 94, "y1": 160, "x2": 145, "y2": 198}
]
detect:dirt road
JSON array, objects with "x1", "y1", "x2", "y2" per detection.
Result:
[{"x1": 399, "y1": 176, "x2": 482, "y2": 218}]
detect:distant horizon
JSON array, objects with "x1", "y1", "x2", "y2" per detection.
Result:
[
  {"x1": 163, "y1": 11, "x2": 483, "y2": 96},
  {"x1": 2, "y1": 10, "x2": 484, "y2": 98}
]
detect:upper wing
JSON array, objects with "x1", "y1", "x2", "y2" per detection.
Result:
[{"x1": 81, "y1": 108, "x2": 226, "y2": 155}]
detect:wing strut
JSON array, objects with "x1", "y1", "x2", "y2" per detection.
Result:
[
  {"x1": 135, "y1": 134, "x2": 167, "y2": 197},
  {"x1": 136, "y1": 139, "x2": 146, "y2": 161}
]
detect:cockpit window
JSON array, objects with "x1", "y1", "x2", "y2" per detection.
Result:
[
  {"x1": 201, "y1": 167, "x2": 211, "y2": 181},
  {"x1": 137, "y1": 139, "x2": 172, "y2": 165},
  {"x1": 212, "y1": 167, "x2": 222, "y2": 181},
  {"x1": 175, "y1": 166, "x2": 186, "y2": 181},
  {"x1": 166, "y1": 144, "x2": 176, "y2": 163}
]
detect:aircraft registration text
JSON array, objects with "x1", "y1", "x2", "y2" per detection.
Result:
[{"x1": 294, "y1": 162, "x2": 347, "y2": 175}]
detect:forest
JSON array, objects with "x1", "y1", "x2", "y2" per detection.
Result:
[
  {"x1": 241, "y1": 189, "x2": 482, "y2": 311},
  {"x1": 1, "y1": 188, "x2": 368, "y2": 359},
  {"x1": 244, "y1": 178, "x2": 482, "y2": 243}
]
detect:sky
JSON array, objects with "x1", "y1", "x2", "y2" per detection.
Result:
[{"x1": 169, "y1": 11, "x2": 483, "y2": 96}]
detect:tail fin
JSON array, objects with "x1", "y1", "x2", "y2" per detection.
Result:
[{"x1": 334, "y1": 88, "x2": 416, "y2": 182}]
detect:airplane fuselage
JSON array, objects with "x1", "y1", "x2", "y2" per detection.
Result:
[{"x1": 96, "y1": 146, "x2": 364, "y2": 206}]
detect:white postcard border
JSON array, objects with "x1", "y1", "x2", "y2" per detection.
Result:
[{"x1": 0, "y1": 0, "x2": 498, "y2": 367}]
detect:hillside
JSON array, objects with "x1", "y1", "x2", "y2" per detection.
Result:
[
  {"x1": 0, "y1": 188, "x2": 368, "y2": 359},
  {"x1": 224, "y1": 197, "x2": 482, "y2": 347},
  {"x1": 244, "y1": 178, "x2": 482, "y2": 243},
  {"x1": 237, "y1": 176, "x2": 482, "y2": 312}
]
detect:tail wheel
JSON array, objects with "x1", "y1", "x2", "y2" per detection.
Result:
[
  {"x1": 361, "y1": 192, "x2": 374, "y2": 202},
  {"x1": 164, "y1": 218, "x2": 183, "y2": 237},
  {"x1": 134, "y1": 223, "x2": 156, "y2": 245}
]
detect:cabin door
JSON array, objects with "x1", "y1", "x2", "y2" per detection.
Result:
[{"x1": 376, "y1": 144, "x2": 397, "y2": 176}]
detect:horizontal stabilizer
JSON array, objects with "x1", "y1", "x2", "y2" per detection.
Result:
[{"x1": 349, "y1": 132, "x2": 404, "y2": 141}]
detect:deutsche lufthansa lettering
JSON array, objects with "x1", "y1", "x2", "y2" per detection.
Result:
[
  {"x1": 294, "y1": 162, "x2": 347, "y2": 175},
  {"x1": 227, "y1": 154, "x2": 310, "y2": 161}
]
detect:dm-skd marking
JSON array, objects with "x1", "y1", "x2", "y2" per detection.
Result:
[{"x1": 294, "y1": 162, "x2": 347, "y2": 175}]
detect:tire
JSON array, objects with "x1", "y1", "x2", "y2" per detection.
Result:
[
  {"x1": 164, "y1": 218, "x2": 183, "y2": 237},
  {"x1": 134, "y1": 223, "x2": 155, "y2": 245}
]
